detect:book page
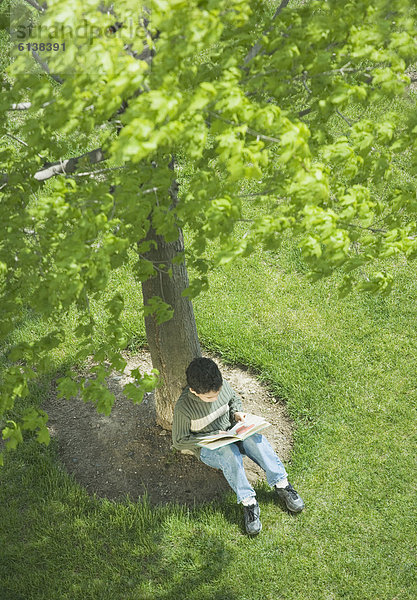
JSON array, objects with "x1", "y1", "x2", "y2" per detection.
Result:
[
  {"x1": 234, "y1": 423, "x2": 256, "y2": 437},
  {"x1": 197, "y1": 414, "x2": 271, "y2": 448}
]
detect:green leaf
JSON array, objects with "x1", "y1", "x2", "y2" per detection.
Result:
[
  {"x1": 57, "y1": 376, "x2": 80, "y2": 399},
  {"x1": 82, "y1": 380, "x2": 115, "y2": 416},
  {"x1": 36, "y1": 426, "x2": 51, "y2": 446},
  {"x1": 123, "y1": 382, "x2": 146, "y2": 405},
  {"x1": 143, "y1": 296, "x2": 174, "y2": 325},
  {"x1": 124, "y1": 368, "x2": 160, "y2": 404},
  {"x1": 2, "y1": 421, "x2": 23, "y2": 451},
  {"x1": 108, "y1": 352, "x2": 128, "y2": 373},
  {"x1": 22, "y1": 408, "x2": 48, "y2": 432}
]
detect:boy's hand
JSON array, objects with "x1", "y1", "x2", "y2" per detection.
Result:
[{"x1": 234, "y1": 411, "x2": 247, "y2": 422}]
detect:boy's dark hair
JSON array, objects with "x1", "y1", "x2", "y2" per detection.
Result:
[{"x1": 186, "y1": 357, "x2": 223, "y2": 394}]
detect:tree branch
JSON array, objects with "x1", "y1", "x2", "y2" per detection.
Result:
[
  {"x1": 340, "y1": 221, "x2": 387, "y2": 235},
  {"x1": 298, "y1": 107, "x2": 313, "y2": 118},
  {"x1": 3, "y1": 133, "x2": 46, "y2": 160},
  {"x1": 336, "y1": 110, "x2": 353, "y2": 127},
  {"x1": 208, "y1": 111, "x2": 280, "y2": 144},
  {"x1": 73, "y1": 166, "x2": 126, "y2": 177},
  {"x1": 22, "y1": 0, "x2": 46, "y2": 12},
  {"x1": 4, "y1": 133, "x2": 30, "y2": 148},
  {"x1": 8, "y1": 100, "x2": 55, "y2": 111},
  {"x1": 243, "y1": 64, "x2": 376, "y2": 88},
  {"x1": 272, "y1": 0, "x2": 291, "y2": 20},
  {"x1": 243, "y1": 0, "x2": 291, "y2": 65},
  {"x1": 301, "y1": 71, "x2": 312, "y2": 94},
  {"x1": 9, "y1": 102, "x2": 33, "y2": 111},
  {"x1": 34, "y1": 147, "x2": 107, "y2": 181},
  {"x1": 1, "y1": 147, "x2": 107, "y2": 186},
  {"x1": 31, "y1": 50, "x2": 64, "y2": 84}
]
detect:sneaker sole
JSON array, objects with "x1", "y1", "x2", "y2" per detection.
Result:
[
  {"x1": 275, "y1": 494, "x2": 305, "y2": 513},
  {"x1": 287, "y1": 504, "x2": 304, "y2": 513}
]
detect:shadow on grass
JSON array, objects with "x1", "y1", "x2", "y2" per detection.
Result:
[{"x1": 0, "y1": 441, "x2": 240, "y2": 600}]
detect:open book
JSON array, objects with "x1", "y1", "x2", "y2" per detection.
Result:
[{"x1": 197, "y1": 413, "x2": 271, "y2": 450}]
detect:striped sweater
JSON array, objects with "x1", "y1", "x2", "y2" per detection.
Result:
[{"x1": 172, "y1": 380, "x2": 243, "y2": 458}]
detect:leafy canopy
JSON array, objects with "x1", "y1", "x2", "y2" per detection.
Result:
[{"x1": 1, "y1": 0, "x2": 417, "y2": 457}]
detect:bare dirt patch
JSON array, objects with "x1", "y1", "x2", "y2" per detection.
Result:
[{"x1": 43, "y1": 351, "x2": 294, "y2": 507}]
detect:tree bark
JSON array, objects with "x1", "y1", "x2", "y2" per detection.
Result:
[{"x1": 141, "y1": 228, "x2": 201, "y2": 429}]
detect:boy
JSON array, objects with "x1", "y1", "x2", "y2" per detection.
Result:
[{"x1": 172, "y1": 357, "x2": 304, "y2": 535}]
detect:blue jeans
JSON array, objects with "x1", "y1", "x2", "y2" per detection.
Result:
[{"x1": 199, "y1": 433, "x2": 288, "y2": 504}]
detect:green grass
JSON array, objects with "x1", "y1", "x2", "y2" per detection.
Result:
[{"x1": 1, "y1": 233, "x2": 416, "y2": 600}]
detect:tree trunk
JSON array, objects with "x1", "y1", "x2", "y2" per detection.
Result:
[{"x1": 141, "y1": 228, "x2": 201, "y2": 429}]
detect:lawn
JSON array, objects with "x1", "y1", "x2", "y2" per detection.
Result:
[{"x1": 0, "y1": 232, "x2": 416, "y2": 600}]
